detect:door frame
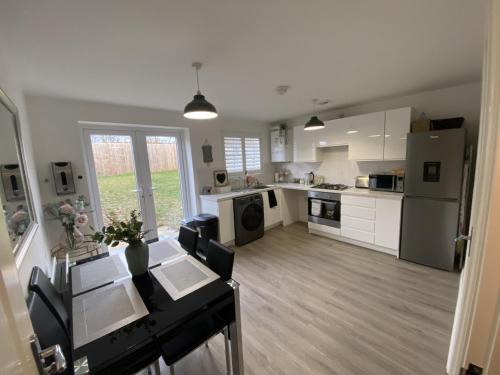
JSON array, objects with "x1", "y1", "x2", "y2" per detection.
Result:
[
  {"x1": 81, "y1": 124, "x2": 193, "y2": 240},
  {"x1": 447, "y1": 0, "x2": 500, "y2": 373}
]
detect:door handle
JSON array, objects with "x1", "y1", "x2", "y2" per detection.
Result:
[
  {"x1": 454, "y1": 234, "x2": 472, "y2": 242},
  {"x1": 41, "y1": 345, "x2": 67, "y2": 374},
  {"x1": 30, "y1": 335, "x2": 67, "y2": 375}
]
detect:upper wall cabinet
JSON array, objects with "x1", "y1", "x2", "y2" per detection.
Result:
[
  {"x1": 270, "y1": 126, "x2": 293, "y2": 162},
  {"x1": 347, "y1": 112, "x2": 386, "y2": 161},
  {"x1": 383, "y1": 107, "x2": 412, "y2": 160},
  {"x1": 293, "y1": 125, "x2": 321, "y2": 162},
  {"x1": 316, "y1": 117, "x2": 350, "y2": 148}
]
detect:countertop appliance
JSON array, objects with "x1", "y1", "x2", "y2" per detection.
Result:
[
  {"x1": 308, "y1": 190, "x2": 341, "y2": 228},
  {"x1": 305, "y1": 171, "x2": 315, "y2": 185},
  {"x1": 369, "y1": 174, "x2": 404, "y2": 193},
  {"x1": 400, "y1": 128, "x2": 468, "y2": 271},
  {"x1": 311, "y1": 183, "x2": 349, "y2": 191},
  {"x1": 355, "y1": 176, "x2": 369, "y2": 189},
  {"x1": 233, "y1": 193, "x2": 264, "y2": 246}
]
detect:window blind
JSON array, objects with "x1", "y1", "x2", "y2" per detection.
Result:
[
  {"x1": 224, "y1": 137, "x2": 244, "y2": 173},
  {"x1": 244, "y1": 137, "x2": 261, "y2": 171},
  {"x1": 223, "y1": 135, "x2": 262, "y2": 173}
]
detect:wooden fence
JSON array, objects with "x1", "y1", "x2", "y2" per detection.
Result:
[{"x1": 92, "y1": 142, "x2": 178, "y2": 176}]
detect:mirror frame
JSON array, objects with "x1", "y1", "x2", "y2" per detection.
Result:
[{"x1": 0, "y1": 87, "x2": 38, "y2": 260}]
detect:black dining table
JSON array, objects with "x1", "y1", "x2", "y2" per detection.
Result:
[{"x1": 66, "y1": 251, "x2": 244, "y2": 375}]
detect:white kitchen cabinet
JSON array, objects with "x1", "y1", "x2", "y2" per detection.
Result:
[
  {"x1": 374, "y1": 198, "x2": 402, "y2": 250},
  {"x1": 270, "y1": 126, "x2": 292, "y2": 162},
  {"x1": 200, "y1": 199, "x2": 234, "y2": 245},
  {"x1": 341, "y1": 194, "x2": 401, "y2": 254},
  {"x1": 347, "y1": 112, "x2": 386, "y2": 161},
  {"x1": 262, "y1": 189, "x2": 282, "y2": 228},
  {"x1": 316, "y1": 118, "x2": 350, "y2": 148},
  {"x1": 384, "y1": 107, "x2": 411, "y2": 160},
  {"x1": 293, "y1": 125, "x2": 321, "y2": 162},
  {"x1": 341, "y1": 227, "x2": 375, "y2": 244}
]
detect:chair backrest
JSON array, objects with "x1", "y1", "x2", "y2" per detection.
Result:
[
  {"x1": 29, "y1": 266, "x2": 70, "y2": 337},
  {"x1": 178, "y1": 225, "x2": 199, "y2": 256},
  {"x1": 27, "y1": 291, "x2": 72, "y2": 374},
  {"x1": 206, "y1": 239, "x2": 235, "y2": 282}
]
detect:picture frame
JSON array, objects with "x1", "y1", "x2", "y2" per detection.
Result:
[{"x1": 213, "y1": 169, "x2": 229, "y2": 187}]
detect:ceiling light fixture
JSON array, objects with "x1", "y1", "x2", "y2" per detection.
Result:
[
  {"x1": 304, "y1": 99, "x2": 325, "y2": 131},
  {"x1": 183, "y1": 62, "x2": 218, "y2": 120},
  {"x1": 346, "y1": 130, "x2": 358, "y2": 134}
]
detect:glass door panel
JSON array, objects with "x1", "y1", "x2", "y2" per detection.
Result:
[
  {"x1": 144, "y1": 135, "x2": 184, "y2": 240},
  {"x1": 89, "y1": 134, "x2": 142, "y2": 227}
]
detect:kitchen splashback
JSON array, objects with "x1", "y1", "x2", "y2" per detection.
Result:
[{"x1": 276, "y1": 146, "x2": 405, "y2": 185}]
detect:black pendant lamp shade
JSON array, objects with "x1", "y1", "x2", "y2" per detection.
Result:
[
  {"x1": 304, "y1": 99, "x2": 325, "y2": 131},
  {"x1": 184, "y1": 62, "x2": 218, "y2": 120},
  {"x1": 304, "y1": 115, "x2": 325, "y2": 131}
]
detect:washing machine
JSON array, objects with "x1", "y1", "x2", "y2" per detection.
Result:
[{"x1": 233, "y1": 193, "x2": 264, "y2": 246}]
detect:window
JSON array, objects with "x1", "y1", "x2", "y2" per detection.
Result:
[{"x1": 223, "y1": 135, "x2": 261, "y2": 173}]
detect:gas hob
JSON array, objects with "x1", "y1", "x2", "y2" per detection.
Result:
[{"x1": 311, "y1": 183, "x2": 350, "y2": 191}]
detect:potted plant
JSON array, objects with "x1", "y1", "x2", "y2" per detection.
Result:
[{"x1": 92, "y1": 210, "x2": 150, "y2": 276}]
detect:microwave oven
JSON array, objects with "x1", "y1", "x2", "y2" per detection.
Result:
[{"x1": 369, "y1": 174, "x2": 404, "y2": 193}]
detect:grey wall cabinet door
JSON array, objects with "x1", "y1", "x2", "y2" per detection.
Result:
[{"x1": 400, "y1": 197, "x2": 459, "y2": 271}]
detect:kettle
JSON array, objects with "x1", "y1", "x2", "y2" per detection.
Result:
[{"x1": 305, "y1": 171, "x2": 315, "y2": 185}]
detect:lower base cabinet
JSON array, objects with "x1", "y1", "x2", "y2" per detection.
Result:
[
  {"x1": 374, "y1": 198, "x2": 402, "y2": 250},
  {"x1": 340, "y1": 195, "x2": 402, "y2": 253},
  {"x1": 200, "y1": 189, "x2": 283, "y2": 245}
]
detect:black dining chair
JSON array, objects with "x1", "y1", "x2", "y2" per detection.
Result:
[
  {"x1": 178, "y1": 225, "x2": 199, "y2": 257},
  {"x1": 29, "y1": 266, "x2": 70, "y2": 338},
  {"x1": 27, "y1": 291, "x2": 72, "y2": 374},
  {"x1": 206, "y1": 239, "x2": 235, "y2": 282}
]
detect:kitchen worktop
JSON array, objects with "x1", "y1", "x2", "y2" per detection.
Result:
[{"x1": 200, "y1": 183, "x2": 403, "y2": 202}]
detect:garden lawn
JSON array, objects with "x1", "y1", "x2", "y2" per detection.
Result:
[{"x1": 96, "y1": 170, "x2": 183, "y2": 231}]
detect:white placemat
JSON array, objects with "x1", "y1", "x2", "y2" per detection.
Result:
[
  {"x1": 72, "y1": 278, "x2": 148, "y2": 349},
  {"x1": 150, "y1": 256, "x2": 219, "y2": 301},
  {"x1": 148, "y1": 239, "x2": 187, "y2": 267},
  {"x1": 71, "y1": 255, "x2": 129, "y2": 295}
]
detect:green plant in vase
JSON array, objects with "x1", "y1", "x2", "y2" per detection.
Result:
[{"x1": 92, "y1": 210, "x2": 150, "y2": 276}]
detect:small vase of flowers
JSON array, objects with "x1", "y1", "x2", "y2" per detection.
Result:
[
  {"x1": 92, "y1": 210, "x2": 150, "y2": 276},
  {"x1": 44, "y1": 196, "x2": 91, "y2": 252}
]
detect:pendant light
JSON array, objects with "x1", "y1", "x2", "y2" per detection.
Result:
[
  {"x1": 304, "y1": 98, "x2": 325, "y2": 131},
  {"x1": 184, "y1": 62, "x2": 218, "y2": 120}
]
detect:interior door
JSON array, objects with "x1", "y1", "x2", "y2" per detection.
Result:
[{"x1": 0, "y1": 213, "x2": 39, "y2": 374}]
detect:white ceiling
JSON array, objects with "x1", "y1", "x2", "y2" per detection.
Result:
[{"x1": 0, "y1": 0, "x2": 486, "y2": 122}]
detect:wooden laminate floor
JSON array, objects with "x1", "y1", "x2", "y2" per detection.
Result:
[{"x1": 159, "y1": 223, "x2": 459, "y2": 375}]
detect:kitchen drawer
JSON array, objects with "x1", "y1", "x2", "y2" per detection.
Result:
[
  {"x1": 308, "y1": 222, "x2": 341, "y2": 236},
  {"x1": 341, "y1": 216, "x2": 375, "y2": 233},
  {"x1": 342, "y1": 205, "x2": 376, "y2": 220},
  {"x1": 341, "y1": 227, "x2": 375, "y2": 244},
  {"x1": 341, "y1": 195, "x2": 376, "y2": 208}
]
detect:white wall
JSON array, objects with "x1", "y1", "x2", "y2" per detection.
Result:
[
  {"x1": 25, "y1": 95, "x2": 272, "y2": 244},
  {"x1": 275, "y1": 82, "x2": 482, "y2": 184},
  {"x1": 0, "y1": 71, "x2": 53, "y2": 293}
]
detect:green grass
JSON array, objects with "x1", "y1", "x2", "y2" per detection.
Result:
[{"x1": 97, "y1": 170, "x2": 183, "y2": 231}]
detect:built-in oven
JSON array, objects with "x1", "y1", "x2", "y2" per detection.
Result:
[{"x1": 308, "y1": 191, "x2": 341, "y2": 228}]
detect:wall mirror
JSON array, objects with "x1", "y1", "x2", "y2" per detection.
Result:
[{"x1": 0, "y1": 87, "x2": 36, "y2": 256}]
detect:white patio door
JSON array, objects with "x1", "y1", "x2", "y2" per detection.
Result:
[{"x1": 83, "y1": 128, "x2": 189, "y2": 242}]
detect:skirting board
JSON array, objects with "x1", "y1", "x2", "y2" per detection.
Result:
[{"x1": 308, "y1": 228, "x2": 399, "y2": 257}]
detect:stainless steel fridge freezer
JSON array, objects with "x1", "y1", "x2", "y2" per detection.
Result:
[{"x1": 400, "y1": 128, "x2": 466, "y2": 271}]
